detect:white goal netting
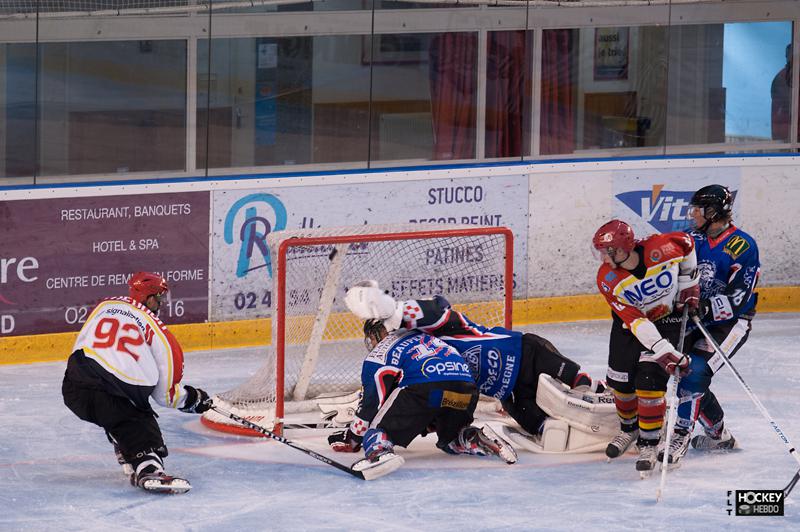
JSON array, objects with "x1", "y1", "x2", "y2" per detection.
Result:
[{"x1": 201, "y1": 224, "x2": 513, "y2": 435}]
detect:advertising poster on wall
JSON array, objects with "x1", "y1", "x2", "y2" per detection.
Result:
[
  {"x1": 612, "y1": 168, "x2": 741, "y2": 238},
  {"x1": 0, "y1": 192, "x2": 210, "y2": 337},
  {"x1": 210, "y1": 175, "x2": 528, "y2": 321}
]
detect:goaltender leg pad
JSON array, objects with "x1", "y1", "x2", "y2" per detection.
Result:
[
  {"x1": 500, "y1": 374, "x2": 618, "y2": 454},
  {"x1": 536, "y1": 374, "x2": 617, "y2": 437}
]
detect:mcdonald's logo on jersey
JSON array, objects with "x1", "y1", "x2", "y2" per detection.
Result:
[{"x1": 724, "y1": 235, "x2": 750, "y2": 259}]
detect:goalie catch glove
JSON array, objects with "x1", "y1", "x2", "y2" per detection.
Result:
[
  {"x1": 640, "y1": 339, "x2": 691, "y2": 376},
  {"x1": 179, "y1": 386, "x2": 212, "y2": 414},
  {"x1": 327, "y1": 429, "x2": 363, "y2": 452},
  {"x1": 343, "y1": 280, "x2": 403, "y2": 331}
]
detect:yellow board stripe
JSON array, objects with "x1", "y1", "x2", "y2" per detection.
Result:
[{"x1": 3, "y1": 285, "x2": 799, "y2": 365}]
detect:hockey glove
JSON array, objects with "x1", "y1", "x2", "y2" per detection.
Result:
[
  {"x1": 180, "y1": 386, "x2": 212, "y2": 414},
  {"x1": 676, "y1": 283, "x2": 700, "y2": 313},
  {"x1": 327, "y1": 429, "x2": 363, "y2": 452},
  {"x1": 693, "y1": 298, "x2": 711, "y2": 319},
  {"x1": 641, "y1": 338, "x2": 691, "y2": 376}
]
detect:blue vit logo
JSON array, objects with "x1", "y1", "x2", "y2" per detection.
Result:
[
  {"x1": 223, "y1": 193, "x2": 287, "y2": 278},
  {"x1": 616, "y1": 185, "x2": 694, "y2": 233}
]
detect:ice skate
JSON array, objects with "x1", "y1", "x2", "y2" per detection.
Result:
[
  {"x1": 605, "y1": 429, "x2": 638, "y2": 460},
  {"x1": 657, "y1": 429, "x2": 690, "y2": 469},
  {"x1": 573, "y1": 373, "x2": 607, "y2": 394},
  {"x1": 134, "y1": 471, "x2": 192, "y2": 494},
  {"x1": 691, "y1": 426, "x2": 737, "y2": 451},
  {"x1": 474, "y1": 425, "x2": 518, "y2": 464},
  {"x1": 636, "y1": 444, "x2": 657, "y2": 478},
  {"x1": 447, "y1": 426, "x2": 517, "y2": 464}
]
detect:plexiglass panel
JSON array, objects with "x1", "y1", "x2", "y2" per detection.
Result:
[
  {"x1": 486, "y1": 30, "x2": 532, "y2": 159},
  {"x1": 540, "y1": 26, "x2": 669, "y2": 156},
  {"x1": 35, "y1": 40, "x2": 186, "y2": 176},
  {"x1": 1, "y1": 42, "x2": 36, "y2": 181},
  {"x1": 367, "y1": 31, "x2": 478, "y2": 163},
  {"x1": 665, "y1": 21, "x2": 793, "y2": 146},
  {"x1": 198, "y1": 35, "x2": 370, "y2": 169}
]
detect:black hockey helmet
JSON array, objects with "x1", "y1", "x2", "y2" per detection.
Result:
[
  {"x1": 690, "y1": 184, "x2": 733, "y2": 225},
  {"x1": 363, "y1": 318, "x2": 387, "y2": 351}
]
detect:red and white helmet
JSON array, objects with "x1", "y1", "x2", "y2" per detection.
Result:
[
  {"x1": 128, "y1": 272, "x2": 168, "y2": 305},
  {"x1": 592, "y1": 219, "x2": 635, "y2": 255}
]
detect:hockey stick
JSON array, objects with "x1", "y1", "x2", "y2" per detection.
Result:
[
  {"x1": 692, "y1": 316, "x2": 800, "y2": 498},
  {"x1": 282, "y1": 420, "x2": 346, "y2": 430},
  {"x1": 656, "y1": 306, "x2": 689, "y2": 502},
  {"x1": 209, "y1": 405, "x2": 367, "y2": 480}
]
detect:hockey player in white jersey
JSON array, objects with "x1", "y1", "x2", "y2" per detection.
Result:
[{"x1": 61, "y1": 272, "x2": 212, "y2": 494}]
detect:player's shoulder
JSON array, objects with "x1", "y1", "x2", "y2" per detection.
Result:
[
  {"x1": 646, "y1": 231, "x2": 693, "y2": 248},
  {"x1": 721, "y1": 226, "x2": 758, "y2": 260},
  {"x1": 640, "y1": 232, "x2": 693, "y2": 262},
  {"x1": 367, "y1": 330, "x2": 419, "y2": 364},
  {"x1": 596, "y1": 264, "x2": 623, "y2": 291},
  {"x1": 96, "y1": 296, "x2": 166, "y2": 329}
]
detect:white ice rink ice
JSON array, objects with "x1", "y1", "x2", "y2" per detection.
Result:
[{"x1": 1, "y1": 315, "x2": 799, "y2": 530}]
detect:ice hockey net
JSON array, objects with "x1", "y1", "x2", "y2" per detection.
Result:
[{"x1": 201, "y1": 224, "x2": 513, "y2": 436}]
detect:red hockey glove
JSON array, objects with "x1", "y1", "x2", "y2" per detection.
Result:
[
  {"x1": 676, "y1": 281, "x2": 700, "y2": 313},
  {"x1": 641, "y1": 339, "x2": 691, "y2": 376},
  {"x1": 328, "y1": 430, "x2": 363, "y2": 452}
]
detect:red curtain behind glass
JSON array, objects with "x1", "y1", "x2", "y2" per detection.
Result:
[
  {"x1": 540, "y1": 29, "x2": 576, "y2": 155},
  {"x1": 486, "y1": 31, "x2": 527, "y2": 158},
  {"x1": 429, "y1": 33, "x2": 477, "y2": 160}
]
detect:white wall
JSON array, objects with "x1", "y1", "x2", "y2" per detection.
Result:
[{"x1": 3, "y1": 155, "x2": 797, "y2": 304}]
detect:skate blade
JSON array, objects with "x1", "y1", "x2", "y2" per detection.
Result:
[
  {"x1": 480, "y1": 425, "x2": 518, "y2": 464},
  {"x1": 140, "y1": 478, "x2": 192, "y2": 494},
  {"x1": 639, "y1": 470, "x2": 653, "y2": 479}
]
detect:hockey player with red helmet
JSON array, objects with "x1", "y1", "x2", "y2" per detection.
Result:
[
  {"x1": 592, "y1": 220, "x2": 699, "y2": 476},
  {"x1": 62, "y1": 272, "x2": 212, "y2": 494}
]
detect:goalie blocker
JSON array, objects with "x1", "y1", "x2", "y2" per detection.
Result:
[{"x1": 498, "y1": 374, "x2": 617, "y2": 454}]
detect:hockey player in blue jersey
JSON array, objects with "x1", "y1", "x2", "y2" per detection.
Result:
[
  {"x1": 659, "y1": 184, "x2": 760, "y2": 467},
  {"x1": 327, "y1": 318, "x2": 517, "y2": 476},
  {"x1": 342, "y1": 281, "x2": 606, "y2": 442}
]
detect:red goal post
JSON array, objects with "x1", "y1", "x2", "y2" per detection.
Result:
[{"x1": 201, "y1": 224, "x2": 513, "y2": 436}]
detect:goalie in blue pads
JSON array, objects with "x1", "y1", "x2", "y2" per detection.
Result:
[
  {"x1": 327, "y1": 318, "x2": 517, "y2": 478},
  {"x1": 343, "y1": 280, "x2": 612, "y2": 452}
]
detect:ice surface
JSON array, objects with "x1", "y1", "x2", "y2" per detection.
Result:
[{"x1": 1, "y1": 315, "x2": 799, "y2": 530}]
